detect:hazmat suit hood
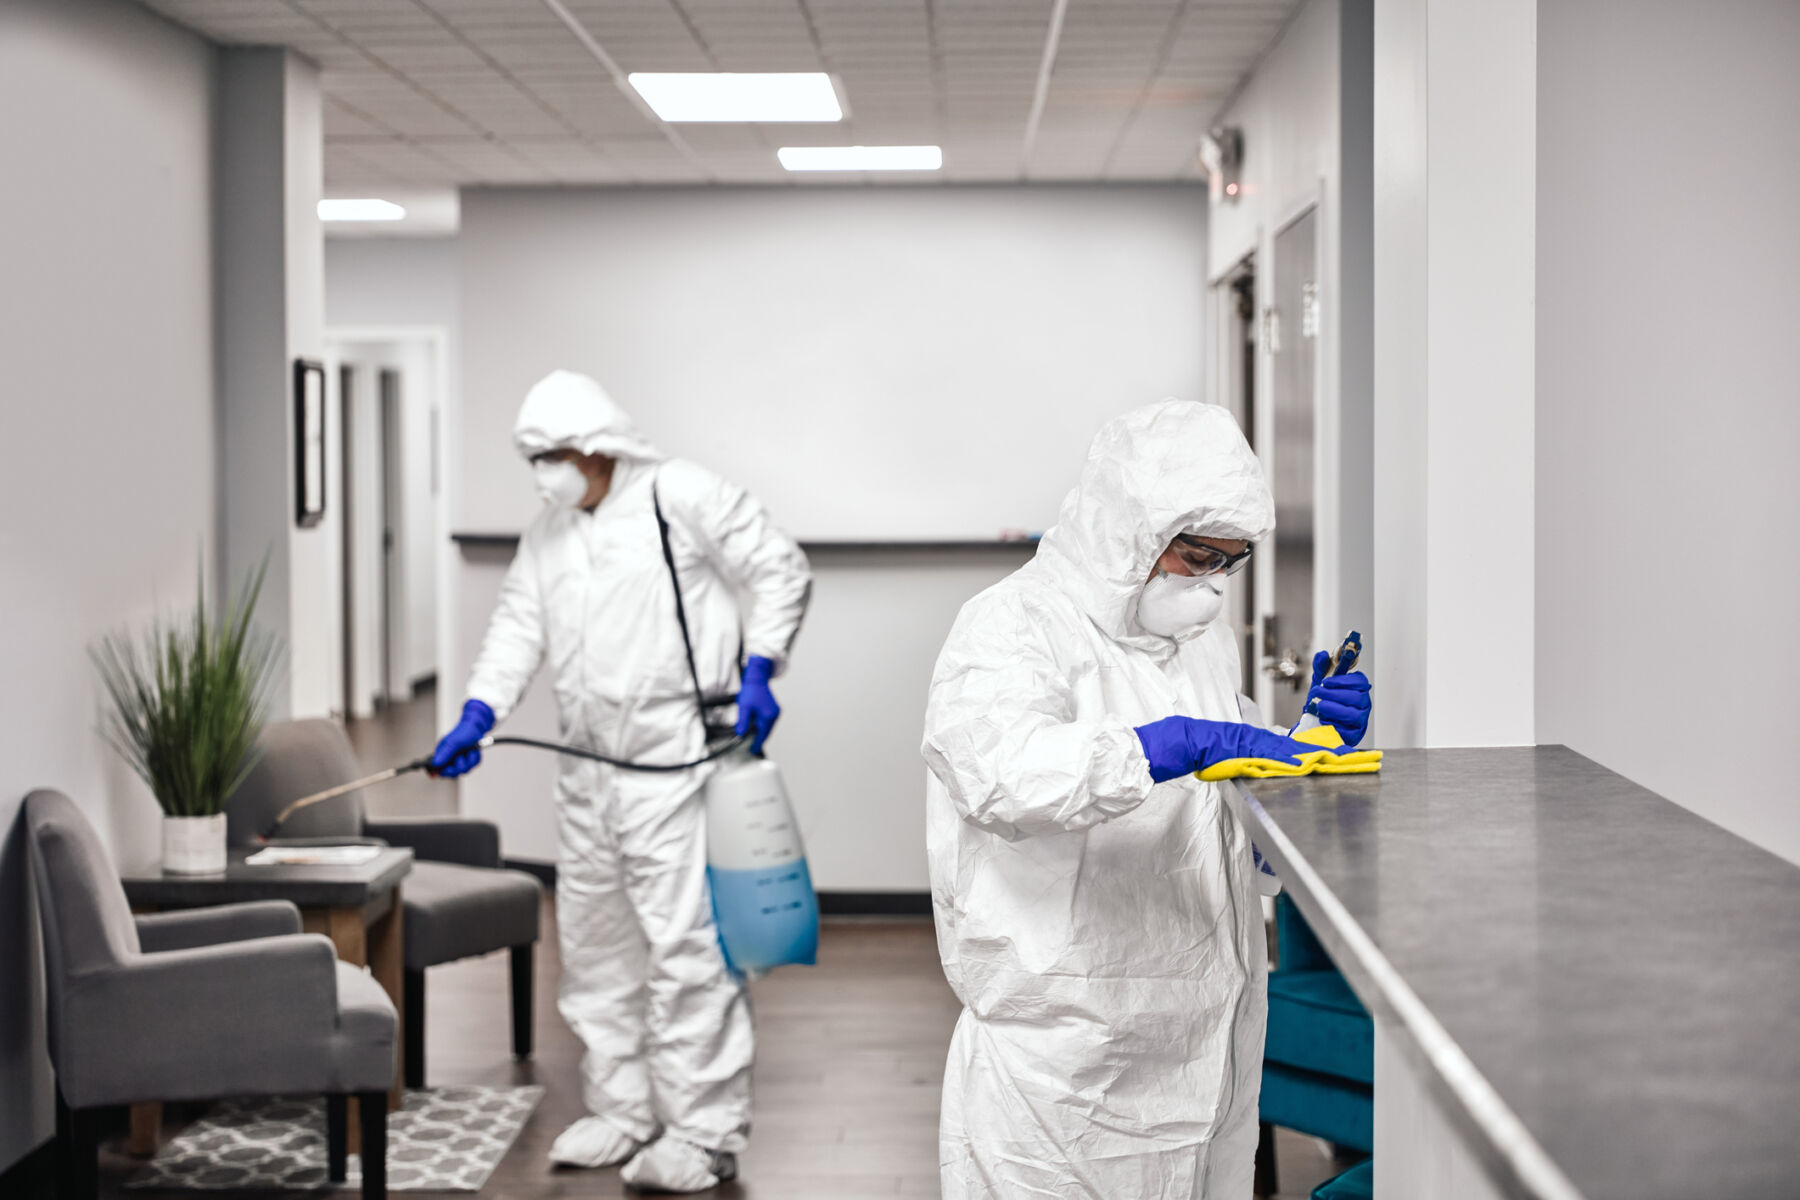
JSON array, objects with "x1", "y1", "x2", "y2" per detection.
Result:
[
  {"x1": 1036, "y1": 399, "x2": 1274, "y2": 646},
  {"x1": 513, "y1": 369, "x2": 663, "y2": 462}
]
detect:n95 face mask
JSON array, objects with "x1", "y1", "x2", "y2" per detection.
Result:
[
  {"x1": 1136, "y1": 570, "x2": 1226, "y2": 638},
  {"x1": 534, "y1": 458, "x2": 588, "y2": 509}
]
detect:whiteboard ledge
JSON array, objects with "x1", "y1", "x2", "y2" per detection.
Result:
[{"x1": 451, "y1": 532, "x2": 1041, "y2": 554}]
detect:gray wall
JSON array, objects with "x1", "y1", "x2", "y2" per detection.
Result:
[
  {"x1": 445, "y1": 185, "x2": 1210, "y2": 883},
  {"x1": 0, "y1": 0, "x2": 218, "y2": 1170},
  {"x1": 216, "y1": 48, "x2": 331, "y2": 722},
  {"x1": 1336, "y1": 0, "x2": 1375, "y2": 671},
  {"x1": 1536, "y1": 1, "x2": 1800, "y2": 864},
  {"x1": 325, "y1": 236, "x2": 460, "y2": 332}
]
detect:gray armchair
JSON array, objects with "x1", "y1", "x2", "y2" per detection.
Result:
[
  {"x1": 228, "y1": 718, "x2": 542, "y2": 1088},
  {"x1": 23, "y1": 790, "x2": 394, "y2": 1198}
]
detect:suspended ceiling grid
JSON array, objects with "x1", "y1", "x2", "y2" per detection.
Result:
[{"x1": 137, "y1": 0, "x2": 1299, "y2": 186}]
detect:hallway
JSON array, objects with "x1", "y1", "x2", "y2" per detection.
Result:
[
  {"x1": 342, "y1": 684, "x2": 457, "y2": 821},
  {"x1": 333, "y1": 695, "x2": 1346, "y2": 1197}
]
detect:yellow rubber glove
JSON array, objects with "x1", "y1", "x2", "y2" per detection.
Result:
[{"x1": 1196, "y1": 723, "x2": 1382, "y2": 781}]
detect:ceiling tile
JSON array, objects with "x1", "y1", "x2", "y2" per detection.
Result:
[{"x1": 137, "y1": 0, "x2": 1301, "y2": 186}]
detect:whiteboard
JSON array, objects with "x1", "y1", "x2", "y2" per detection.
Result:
[{"x1": 458, "y1": 184, "x2": 1209, "y2": 542}]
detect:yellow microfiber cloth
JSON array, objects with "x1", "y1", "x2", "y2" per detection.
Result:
[{"x1": 1196, "y1": 724, "x2": 1382, "y2": 781}]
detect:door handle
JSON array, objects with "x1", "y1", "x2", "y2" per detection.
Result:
[{"x1": 1263, "y1": 648, "x2": 1307, "y2": 691}]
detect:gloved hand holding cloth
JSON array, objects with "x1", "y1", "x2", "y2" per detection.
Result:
[
  {"x1": 1135, "y1": 716, "x2": 1319, "y2": 783},
  {"x1": 1199, "y1": 721, "x2": 1381, "y2": 780},
  {"x1": 1135, "y1": 715, "x2": 1381, "y2": 784}
]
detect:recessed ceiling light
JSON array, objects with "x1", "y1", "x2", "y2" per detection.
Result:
[
  {"x1": 318, "y1": 198, "x2": 406, "y2": 221},
  {"x1": 628, "y1": 73, "x2": 843, "y2": 123},
  {"x1": 777, "y1": 145, "x2": 944, "y2": 172}
]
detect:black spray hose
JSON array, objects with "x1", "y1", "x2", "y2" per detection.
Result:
[
  {"x1": 263, "y1": 733, "x2": 749, "y2": 840},
  {"x1": 474, "y1": 732, "x2": 748, "y2": 774}
]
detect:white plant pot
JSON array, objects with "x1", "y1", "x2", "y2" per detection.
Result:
[{"x1": 162, "y1": 813, "x2": 227, "y2": 875}]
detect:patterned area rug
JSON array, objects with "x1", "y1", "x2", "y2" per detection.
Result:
[{"x1": 126, "y1": 1085, "x2": 543, "y2": 1192}]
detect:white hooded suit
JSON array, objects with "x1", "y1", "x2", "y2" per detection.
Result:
[
  {"x1": 923, "y1": 401, "x2": 1276, "y2": 1198},
  {"x1": 467, "y1": 371, "x2": 811, "y2": 1152}
]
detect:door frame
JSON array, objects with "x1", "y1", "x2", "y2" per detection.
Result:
[
  {"x1": 1263, "y1": 201, "x2": 1324, "y2": 726},
  {"x1": 337, "y1": 363, "x2": 357, "y2": 720},
  {"x1": 1209, "y1": 251, "x2": 1261, "y2": 696},
  {"x1": 323, "y1": 324, "x2": 451, "y2": 723}
]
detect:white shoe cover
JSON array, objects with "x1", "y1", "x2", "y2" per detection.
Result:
[
  {"x1": 620, "y1": 1136, "x2": 738, "y2": 1192},
  {"x1": 548, "y1": 1116, "x2": 642, "y2": 1168}
]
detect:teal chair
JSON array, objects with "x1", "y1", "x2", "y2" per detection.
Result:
[
  {"x1": 1312, "y1": 1159, "x2": 1373, "y2": 1199},
  {"x1": 1256, "y1": 893, "x2": 1373, "y2": 1197}
]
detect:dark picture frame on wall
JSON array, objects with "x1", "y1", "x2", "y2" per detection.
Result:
[{"x1": 294, "y1": 357, "x2": 326, "y2": 527}]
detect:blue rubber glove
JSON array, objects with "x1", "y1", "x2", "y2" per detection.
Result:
[
  {"x1": 1303, "y1": 650, "x2": 1372, "y2": 747},
  {"x1": 1134, "y1": 716, "x2": 1316, "y2": 784},
  {"x1": 735, "y1": 655, "x2": 781, "y2": 755},
  {"x1": 430, "y1": 699, "x2": 495, "y2": 778}
]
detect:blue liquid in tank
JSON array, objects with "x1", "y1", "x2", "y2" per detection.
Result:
[{"x1": 707, "y1": 858, "x2": 819, "y2": 975}]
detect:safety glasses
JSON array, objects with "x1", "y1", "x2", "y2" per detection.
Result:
[{"x1": 1170, "y1": 534, "x2": 1255, "y2": 577}]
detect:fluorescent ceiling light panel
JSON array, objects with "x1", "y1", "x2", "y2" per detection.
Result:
[
  {"x1": 318, "y1": 198, "x2": 406, "y2": 221},
  {"x1": 778, "y1": 145, "x2": 944, "y2": 172},
  {"x1": 628, "y1": 73, "x2": 843, "y2": 123}
]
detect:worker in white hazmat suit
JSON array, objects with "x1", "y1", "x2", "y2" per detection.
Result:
[
  {"x1": 923, "y1": 400, "x2": 1320, "y2": 1199},
  {"x1": 431, "y1": 370, "x2": 811, "y2": 1191}
]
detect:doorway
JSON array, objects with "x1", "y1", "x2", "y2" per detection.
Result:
[
  {"x1": 1215, "y1": 256, "x2": 1260, "y2": 695},
  {"x1": 1264, "y1": 207, "x2": 1320, "y2": 727},
  {"x1": 328, "y1": 331, "x2": 443, "y2": 722},
  {"x1": 338, "y1": 363, "x2": 357, "y2": 719},
  {"x1": 378, "y1": 366, "x2": 401, "y2": 704}
]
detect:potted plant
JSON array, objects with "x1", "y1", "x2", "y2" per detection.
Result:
[{"x1": 92, "y1": 564, "x2": 279, "y2": 875}]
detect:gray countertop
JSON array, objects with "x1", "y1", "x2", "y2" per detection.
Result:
[{"x1": 1235, "y1": 746, "x2": 1800, "y2": 1200}]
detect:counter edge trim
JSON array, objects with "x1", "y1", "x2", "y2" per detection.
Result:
[{"x1": 1235, "y1": 782, "x2": 1585, "y2": 1200}]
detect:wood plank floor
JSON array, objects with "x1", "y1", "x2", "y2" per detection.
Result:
[
  {"x1": 434, "y1": 905, "x2": 965, "y2": 1198},
  {"x1": 96, "y1": 903, "x2": 1343, "y2": 1199},
  {"x1": 89, "y1": 690, "x2": 1344, "y2": 1197}
]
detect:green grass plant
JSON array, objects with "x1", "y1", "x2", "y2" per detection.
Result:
[{"x1": 91, "y1": 561, "x2": 280, "y2": 818}]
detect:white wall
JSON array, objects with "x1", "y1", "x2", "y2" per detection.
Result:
[
  {"x1": 1205, "y1": 0, "x2": 1375, "y2": 714},
  {"x1": 457, "y1": 544, "x2": 1028, "y2": 885},
  {"x1": 457, "y1": 185, "x2": 1209, "y2": 542},
  {"x1": 0, "y1": 0, "x2": 217, "y2": 1170},
  {"x1": 1536, "y1": 1, "x2": 1800, "y2": 865},
  {"x1": 452, "y1": 185, "x2": 1209, "y2": 883}
]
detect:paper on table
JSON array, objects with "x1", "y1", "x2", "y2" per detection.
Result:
[{"x1": 244, "y1": 845, "x2": 384, "y2": 867}]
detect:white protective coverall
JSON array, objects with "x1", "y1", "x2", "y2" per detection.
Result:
[
  {"x1": 467, "y1": 370, "x2": 812, "y2": 1152},
  {"x1": 922, "y1": 400, "x2": 1276, "y2": 1199}
]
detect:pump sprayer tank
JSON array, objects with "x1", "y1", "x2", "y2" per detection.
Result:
[{"x1": 703, "y1": 749, "x2": 819, "y2": 976}]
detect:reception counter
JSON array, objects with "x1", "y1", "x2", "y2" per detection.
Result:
[{"x1": 1233, "y1": 747, "x2": 1800, "y2": 1200}]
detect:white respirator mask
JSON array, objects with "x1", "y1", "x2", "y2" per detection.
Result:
[
  {"x1": 533, "y1": 458, "x2": 589, "y2": 509},
  {"x1": 1136, "y1": 569, "x2": 1226, "y2": 639}
]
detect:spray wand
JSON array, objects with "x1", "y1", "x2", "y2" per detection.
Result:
[{"x1": 260, "y1": 733, "x2": 746, "y2": 841}]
